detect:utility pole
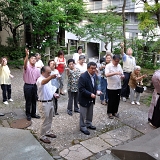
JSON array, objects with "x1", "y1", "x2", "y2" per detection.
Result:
[{"x1": 122, "y1": 0, "x2": 127, "y2": 53}]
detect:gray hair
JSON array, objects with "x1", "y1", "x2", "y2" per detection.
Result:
[{"x1": 134, "y1": 65, "x2": 141, "y2": 70}]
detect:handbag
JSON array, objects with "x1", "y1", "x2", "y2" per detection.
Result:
[{"x1": 135, "y1": 83, "x2": 144, "y2": 93}]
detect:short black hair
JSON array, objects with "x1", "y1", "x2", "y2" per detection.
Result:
[
  {"x1": 79, "y1": 55, "x2": 85, "y2": 60},
  {"x1": 68, "y1": 58, "x2": 75, "y2": 65},
  {"x1": 48, "y1": 59, "x2": 55, "y2": 66},
  {"x1": 113, "y1": 54, "x2": 120, "y2": 61},
  {"x1": 87, "y1": 62, "x2": 97, "y2": 69}
]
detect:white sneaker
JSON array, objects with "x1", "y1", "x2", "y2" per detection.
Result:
[
  {"x1": 136, "y1": 102, "x2": 140, "y2": 105},
  {"x1": 8, "y1": 99, "x2": 13, "y2": 102},
  {"x1": 122, "y1": 97, "x2": 126, "y2": 102},
  {"x1": 3, "y1": 101, "x2": 9, "y2": 105},
  {"x1": 131, "y1": 101, "x2": 135, "y2": 105}
]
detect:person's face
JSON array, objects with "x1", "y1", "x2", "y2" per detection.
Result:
[
  {"x1": 79, "y1": 59, "x2": 85, "y2": 65},
  {"x1": 43, "y1": 67, "x2": 51, "y2": 78},
  {"x1": 88, "y1": 65, "x2": 97, "y2": 75},
  {"x1": 36, "y1": 55, "x2": 41, "y2": 61},
  {"x1": 68, "y1": 61, "x2": 75, "y2": 70},
  {"x1": 127, "y1": 48, "x2": 133, "y2": 56},
  {"x1": 78, "y1": 49, "x2": 82, "y2": 54},
  {"x1": 112, "y1": 59, "x2": 120, "y2": 66},
  {"x1": 29, "y1": 56, "x2": 37, "y2": 65},
  {"x1": 134, "y1": 69, "x2": 141, "y2": 75},
  {"x1": 59, "y1": 54, "x2": 63, "y2": 58},
  {"x1": 49, "y1": 61, "x2": 56, "y2": 70},
  {"x1": 2, "y1": 58, "x2": 7, "y2": 65},
  {"x1": 106, "y1": 56, "x2": 112, "y2": 64}
]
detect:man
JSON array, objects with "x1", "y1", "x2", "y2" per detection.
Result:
[
  {"x1": 36, "y1": 66, "x2": 58, "y2": 144},
  {"x1": 78, "y1": 62, "x2": 100, "y2": 135},
  {"x1": 23, "y1": 48, "x2": 40, "y2": 121},
  {"x1": 105, "y1": 55, "x2": 124, "y2": 119},
  {"x1": 120, "y1": 43, "x2": 136, "y2": 102}
]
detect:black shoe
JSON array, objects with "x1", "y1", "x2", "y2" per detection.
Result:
[
  {"x1": 31, "y1": 114, "x2": 40, "y2": 119},
  {"x1": 80, "y1": 129, "x2": 90, "y2": 135},
  {"x1": 55, "y1": 113, "x2": 59, "y2": 115},
  {"x1": 87, "y1": 125, "x2": 96, "y2": 130},
  {"x1": 74, "y1": 109, "x2": 80, "y2": 113},
  {"x1": 27, "y1": 116, "x2": 31, "y2": 121},
  {"x1": 67, "y1": 110, "x2": 72, "y2": 116},
  {"x1": 0, "y1": 113, "x2": 4, "y2": 116}
]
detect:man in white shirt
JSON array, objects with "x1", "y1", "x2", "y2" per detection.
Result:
[
  {"x1": 120, "y1": 43, "x2": 136, "y2": 102},
  {"x1": 105, "y1": 55, "x2": 124, "y2": 119},
  {"x1": 36, "y1": 66, "x2": 58, "y2": 144}
]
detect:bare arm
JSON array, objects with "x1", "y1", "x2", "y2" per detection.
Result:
[
  {"x1": 24, "y1": 48, "x2": 29, "y2": 70},
  {"x1": 105, "y1": 71, "x2": 122, "y2": 77},
  {"x1": 41, "y1": 74, "x2": 57, "y2": 85},
  {"x1": 120, "y1": 42, "x2": 124, "y2": 56}
]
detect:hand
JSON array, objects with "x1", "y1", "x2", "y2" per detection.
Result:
[
  {"x1": 97, "y1": 90, "x2": 102, "y2": 95},
  {"x1": 116, "y1": 72, "x2": 122, "y2": 75},
  {"x1": 120, "y1": 42, "x2": 124, "y2": 48},
  {"x1": 91, "y1": 93, "x2": 96, "y2": 99},
  {"x1": 51, "y1": 74, "x2": 57, "y2": 79},
  {"x1": 25, "y1": 48, "x2": 29, "y2": 56},
  {"x1": 10, "y1": 74, "x2": 14, "y2": 78},
  {"x1": 143, "y1": 74, "x2": 147, "y2": 78}
]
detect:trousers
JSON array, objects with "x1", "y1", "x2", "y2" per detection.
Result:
[
  {"x1": 80, "y1": 103, "x2": 93, "y2": 131},
  {"x1": 1, "y1": 84, "x2": 11, "y2": 102}
]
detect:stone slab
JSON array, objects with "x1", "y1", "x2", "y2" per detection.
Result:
[
  {"x1": 59, "y1": 144, "x2": 92, "y2": 160},
  {"x1": 112, "y1": 127, "x2": 160, "y2": 160},
  {"x1": 97, "y1": 153, "x2": 120, "y2": 160},
  {"x1": 99, "y1": 126, "x2": 141, "y2": 146},
  {"x1": 80, "y1": 137, "x2": 111, "y2": 153},
  {"x1": 0, "y1": 127, "x2": 53, "y2": 160}
]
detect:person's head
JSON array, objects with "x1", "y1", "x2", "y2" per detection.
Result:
[
  {"x1": 29, "y1": 55, "x2": 37, "y2": 66},
  {"x1": 57, "y1": 50, "x2": 64, "y2": 58},
  {"x1": 79, "y1": 55, "x2": 85, "y2": 65},
  {"x1": 134, "y1": 66, "x2": 141, "y2": 75},
  {"x1": 112, "y1": 54, "x2": 120, "y2": 66},
  {"x1": 1, "y1": 57, "x2": 8, "y2": 65},
  {"x1": 127, "y1": 48, "x2": 133, "y2": 56},
  {"x1": 48, "y1": 59, "x2": 56, "y2": 70},
  {"x1": 77, "y1": 46, "x2": 83, "y2": 54},
  {"x1": 68, "y1": 59, "x2": 75, "y2": 70},
  {"x1": 87, "y1": 62, "x2": 97, "y2": 75},
  {"x1": 35, "y1": 53, "x2": 41, "y2": 62},
  {"x1": 41, "y1": 66, "x2": 51, "y2": 78},
  {"x1": 105, "y1": 54, "x2": 112, "y2": 64}
]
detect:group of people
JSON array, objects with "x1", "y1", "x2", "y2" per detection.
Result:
[{"x1": 0, "y1": 43, "x2": 160, "y2": 144}]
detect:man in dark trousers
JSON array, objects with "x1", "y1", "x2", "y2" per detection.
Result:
[{"x1": 78, "y1": 62, "x2": 99, "y2": 135}]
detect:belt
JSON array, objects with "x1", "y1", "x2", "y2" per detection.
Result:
[
  {"x1": 25, "y1": 83, "x2": 36, "y2": 85},
  {"x1": 39, "y1": 99, "x2": 53, "y2": 102}
]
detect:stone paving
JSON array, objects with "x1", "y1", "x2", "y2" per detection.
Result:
[{"x1": 0, "y1": 69, "x2": 155, "y2": 160}]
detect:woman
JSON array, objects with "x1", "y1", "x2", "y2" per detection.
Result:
[
  {"x1": 75, "y1": 55, "x2": 87, "y2": 74},
  {"x1": 100, "y1": 54, "x2": 112, "y2": 105},
  {"x1": 66, "y1": 59, "x2": 81, "y2": 116},
  {"x1": 73, "y1": 46, "x2": 85, "y2": 64},
  {"x1": 54, "y1": 50, "x2": 66, "y2": 95},
  {"x1": 128, "y1": 66, "x2": 146, "y2": 105},
  {"x1": 148, "y1": 70, "x2": 160, "y2": 128},
  {"x1": 48, "y1": 60, "x2": 60, "y2": 115},
  {"x1": 0, "y1": 57, "x2": 14, "y2": 105}
]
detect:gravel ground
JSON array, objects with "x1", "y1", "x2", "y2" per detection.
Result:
[{"x1": 0, "y1": 68, "x2": 153, "y2": 158}]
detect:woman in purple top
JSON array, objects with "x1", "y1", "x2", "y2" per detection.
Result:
[{"x1": 148, "y1": 70, "x2": 160, "y2": 128}]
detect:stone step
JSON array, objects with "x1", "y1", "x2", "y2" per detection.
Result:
[{"x1": 111, "y1": 128, "x2": 160, "y2": 160}]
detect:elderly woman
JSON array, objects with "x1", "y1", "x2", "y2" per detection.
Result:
[{"x1": 128, "y1": 66, "x2": 147, "y2": 105}]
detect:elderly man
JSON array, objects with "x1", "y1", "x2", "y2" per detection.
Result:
[
  {"x1": 36, "y1": 66, "x2": 58, "y2": 144},
  {"x1": 23, "y1": 49, "x2": 40, "y2": 121},
  {"x1": 105, "y1": 55, "x2": 124, "y2": 119},
  {"x1": 78, "y1": 62, "x2": 100, "y2": 135},
  {"x1": 75, "y1": 55, "x2": 87, "y2": 74},
  {"x1": 120, "y1": 43, "x2": 136, "y2": 102}
]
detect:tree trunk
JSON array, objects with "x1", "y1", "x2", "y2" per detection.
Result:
[
  {"x1": 13, "y1": 28, "x2": 18, "y2": 47},
  {"x1": 122, "y1": 0, "x2": 127, "y2": 53}
]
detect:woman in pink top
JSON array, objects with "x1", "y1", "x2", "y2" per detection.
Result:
[{"x1": 54, "y1": 50, "x2": 66, "y2": 95}]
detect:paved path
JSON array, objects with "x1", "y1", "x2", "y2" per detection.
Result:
[{"x1": 0, "y1": 69, "x2": 155, "y2": 160}]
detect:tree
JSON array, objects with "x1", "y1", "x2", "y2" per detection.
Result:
[
  {"x1": 85, "y1": 8, "x2": 123, "y2": 51},
  {"x1": 0, "y1": 0, "x2": 38, "y2": 47}
]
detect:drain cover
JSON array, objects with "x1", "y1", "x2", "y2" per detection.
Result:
[{"x1": 10, "y1": 119, "x2": 32, "y2": 129}]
